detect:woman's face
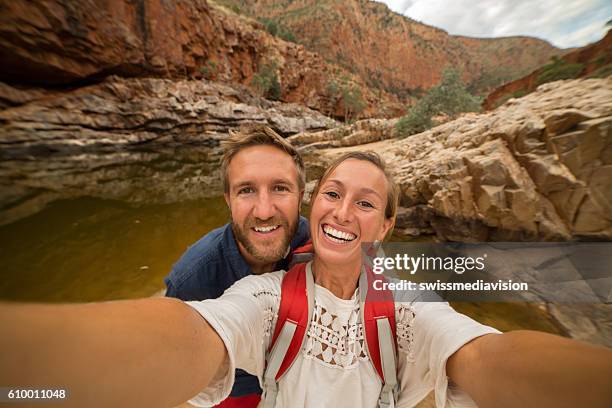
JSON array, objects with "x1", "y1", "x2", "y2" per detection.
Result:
[{"x1": 310, "y1": 159, "x2": 393, "y2": 267}]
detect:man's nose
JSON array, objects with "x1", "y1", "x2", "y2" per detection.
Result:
[{"x1": 252, "y1": 190, "x2": 276, "y2": 220}]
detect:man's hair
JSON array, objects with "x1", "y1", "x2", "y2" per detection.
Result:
[
  {"x1": 221, "y1": 125, "x2": 306, "y2": 193},
  {"x1": 311, "y1": 151, "x2": 399, "y2": 235}
]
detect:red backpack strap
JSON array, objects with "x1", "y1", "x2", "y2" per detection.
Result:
[
  {"x1": 262, "y1": 262, "x2": 313, "y2": 407},
  {"x1": 360, "y1": 266, "x2": 397, "y2": 407},
  {"x1": 269, "y1": 262, "x2": 311, "y2": 378}
]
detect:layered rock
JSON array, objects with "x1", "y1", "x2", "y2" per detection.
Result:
[
  {"x1": 296, "y1": 78, "x2": 612, "y2": 241},
  {"x1": 0, "y1": 76, "x2": 337, "y2": 158},
  {"x1": 0, "y1": 147, "x2": 223, "y2": 226}
]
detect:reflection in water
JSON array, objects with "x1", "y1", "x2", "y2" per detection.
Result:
[
  {"x1": 0, "y1": 196, "x2": 229, "y2": 302},
  {"x1": 0, "y1": 147, "x2": 223, "y2": 226}
]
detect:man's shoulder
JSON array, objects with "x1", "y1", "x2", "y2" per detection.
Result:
[
  {"x1": 291, "y1": 216, "x2": 310, "y2": 249},
  {"x1": 165, "y1": 224, "x2": 229, "y2": 288}
]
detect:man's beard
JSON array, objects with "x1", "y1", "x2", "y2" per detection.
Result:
[{"x1": 232, "y1": 215, "x2": 297, "y2": 264}]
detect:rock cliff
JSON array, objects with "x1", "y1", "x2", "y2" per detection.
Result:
[
  {"x1": 0, "y1": 0, "x2": 401, "y2": 118},
  {"x1": 292, "y1": 78, "x2": 612, "y2": 241},
  {"x1": 220, "y1": 0, "x2": 562, "y2": 96},
  {"x1": 0, "y1": 76, "x2": 337, "y2": 225}
]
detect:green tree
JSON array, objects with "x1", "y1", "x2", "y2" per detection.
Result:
[
  {"x1": 395, "y1": 68, "x2": 481, "y2": 137},
  {"x1": 395, "y1": 100, "x2": 433, "y2": 136},
  {"x1": 341, "y1": 85, "x2": 367, "y2": 123},
  {"x1": 251, "y1": 61, "x2": 282, "y2": 101},
  {"x1": 199, "y1": 60, "x2": 217, "y2": 80},
  {"x1": 426, "y1": 69, "x2": 481, "y2": 116}
]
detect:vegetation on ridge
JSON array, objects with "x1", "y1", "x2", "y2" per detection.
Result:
[
  {"x1": 396, "y1": 68, "x2": 481, "y2": 137},
  {"x1": 536, "y1": 56, "x2": 585, "y2": 85}
]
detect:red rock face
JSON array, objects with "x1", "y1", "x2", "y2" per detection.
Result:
[
  {"x1": 0, "y1": 0, "x2": 403, "y2": 119},
  {"x1": 484, "y1": 31, "x2": 612, "y2": 110},
  {"x1": 0, "y1": 0, "x2": 256, "y2": 83}
]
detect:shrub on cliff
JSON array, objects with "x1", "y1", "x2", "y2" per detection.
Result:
[
  {"x1": 537, "y1": 56, "x2": 585, "y2": 85},
  {"x1": 341, "y1": 85, "x2": 367, "y2": 123},
  {"x1": 199, "y1": 60, "x2": 218, "y2": 80},
  {"x1": 395, "y1": 101, "x2": 433, "y2": 135},
  {"x1": 396, "y1": 68, "x2": 481, "y2": 137},
  {"x1": 252, "y1": 61, "x2": 282, "y2": 101},
  {"x1": 259, "y1": 17, "x2": 297, "y2": 43},
  {"x1": 325, "y1": 78, "x2": 367, "y2": 122}
]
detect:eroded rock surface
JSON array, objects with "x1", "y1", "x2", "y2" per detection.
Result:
[
  {"x1": 301, "y1": 78, "x2": 612, "y2": 241},
  {"x1": 0, "y1": 76, "x2": 337, "y2": 158}
]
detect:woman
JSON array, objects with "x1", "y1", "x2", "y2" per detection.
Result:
[{"x1": 1, "y1": 152, "x2": 611, "y2": 408}]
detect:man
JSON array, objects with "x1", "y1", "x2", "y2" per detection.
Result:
[{"x1": 164, "y1": 125, "x2": 310, "y2": 406}]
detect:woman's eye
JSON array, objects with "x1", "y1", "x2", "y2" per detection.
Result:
[
  {"x1": 324, "y1": 191, "x2": 339, "y2": 199},
  {"x1": 358, "y1": 201, "x2": 374, "y2": 208}
]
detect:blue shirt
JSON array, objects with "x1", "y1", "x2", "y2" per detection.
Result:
[{"x1": 164, "y1": 216, "x2": 310, "y2": 396}]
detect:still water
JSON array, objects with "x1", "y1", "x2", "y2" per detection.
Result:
[
  {"x1": 0, "y1": 147, "x2": 562, "y2": 335},
  {"x1": 0, "y1": 147, "x2": 227, "y2": 302},
  {"x1": 0, "y1": 196, "x2": 228, "y2": 302}
]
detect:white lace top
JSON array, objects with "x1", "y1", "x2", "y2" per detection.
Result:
[{"x1": 187, "y1": 267, "x2": 499, "y2": 407}]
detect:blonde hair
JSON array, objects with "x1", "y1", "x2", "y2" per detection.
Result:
[
  {"x1": 220, "y1": 125, "x2": 305, "y2": 193},
  {"x1": 311, "y1": 151, "x2": 399, "y2": 235}
]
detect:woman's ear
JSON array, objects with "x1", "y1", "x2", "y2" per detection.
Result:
[{"x1": 378, "y1": 217, "x2": 394, "y2": 241}]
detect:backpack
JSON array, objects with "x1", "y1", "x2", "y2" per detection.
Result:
[{"x1": 261, "y1": 243, "x2": 398, "y2": 408}]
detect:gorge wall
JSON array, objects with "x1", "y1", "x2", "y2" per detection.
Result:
[
  {"x1": 220, "y1": 0, "x2": 562, "y2": 96},
  {"x1": 0, "y1": 0, "x2": 401, "y2": 118},
  {"x1": 292, "y1": 78, "x2": 612, "y2": 242}
]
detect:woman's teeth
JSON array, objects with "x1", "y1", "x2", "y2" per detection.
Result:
[
  {"x1": 254, "y1": 225, "x2": 279, "y2": 233},
  {"x1": 323, "y1": 224, "x2": 356, "y2": 243}
]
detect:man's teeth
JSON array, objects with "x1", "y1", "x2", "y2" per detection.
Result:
[
  {"x1": 254, "y1": 225, "x2": 280, "y2": 233},
  {"x1": 323, "y1": 225, "x2": 356, "y2": 242}
]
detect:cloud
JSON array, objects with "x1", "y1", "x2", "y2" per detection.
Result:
[{"x1": 377, "y1": 0, "x2": 611, "y2": 48}]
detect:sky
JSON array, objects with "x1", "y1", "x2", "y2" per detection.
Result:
[{"x1": 376, "y1": 0, "x2": 611, "y2": 49}]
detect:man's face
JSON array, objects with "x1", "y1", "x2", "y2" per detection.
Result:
[{"x1": 225, "y1": 145, "x2": 302, "y2": 265}]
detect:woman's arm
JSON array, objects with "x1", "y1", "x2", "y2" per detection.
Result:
[
  {"x1": 0, "y1": 298, "x2": 227, "y2": 408},
  {"x1": 447, "y1": 330, "x2": 612, "y2": 408}
]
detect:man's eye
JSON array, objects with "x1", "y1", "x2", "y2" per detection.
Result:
[
  {"x1": 324, "y1": 191, "x2": 339, "y2": 199},
  {"x1": 238, "y1": 187, "x2": 254, "y2": 195},
  {"x1": 273, "y1": 185, "x2": 290, "y2": 192},
  {"x1": 358, "y1": 201, "x2": 374, "y2": 209}
]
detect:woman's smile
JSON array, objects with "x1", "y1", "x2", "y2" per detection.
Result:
[{"x1": 321, "y1": 223, "x2": 357, "y2": 244}]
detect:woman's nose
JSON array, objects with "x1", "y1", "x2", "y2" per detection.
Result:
[{"x1": 332, "y1": 198, "x2": 352, "y2": 223}]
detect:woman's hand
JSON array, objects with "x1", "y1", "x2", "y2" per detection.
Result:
[
  {"x1": 0, "y1": 298, "x2": 227, "y2": 408},
  {"x1": 447, "y1": 330, "x2": 612, "y2": 408}
]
